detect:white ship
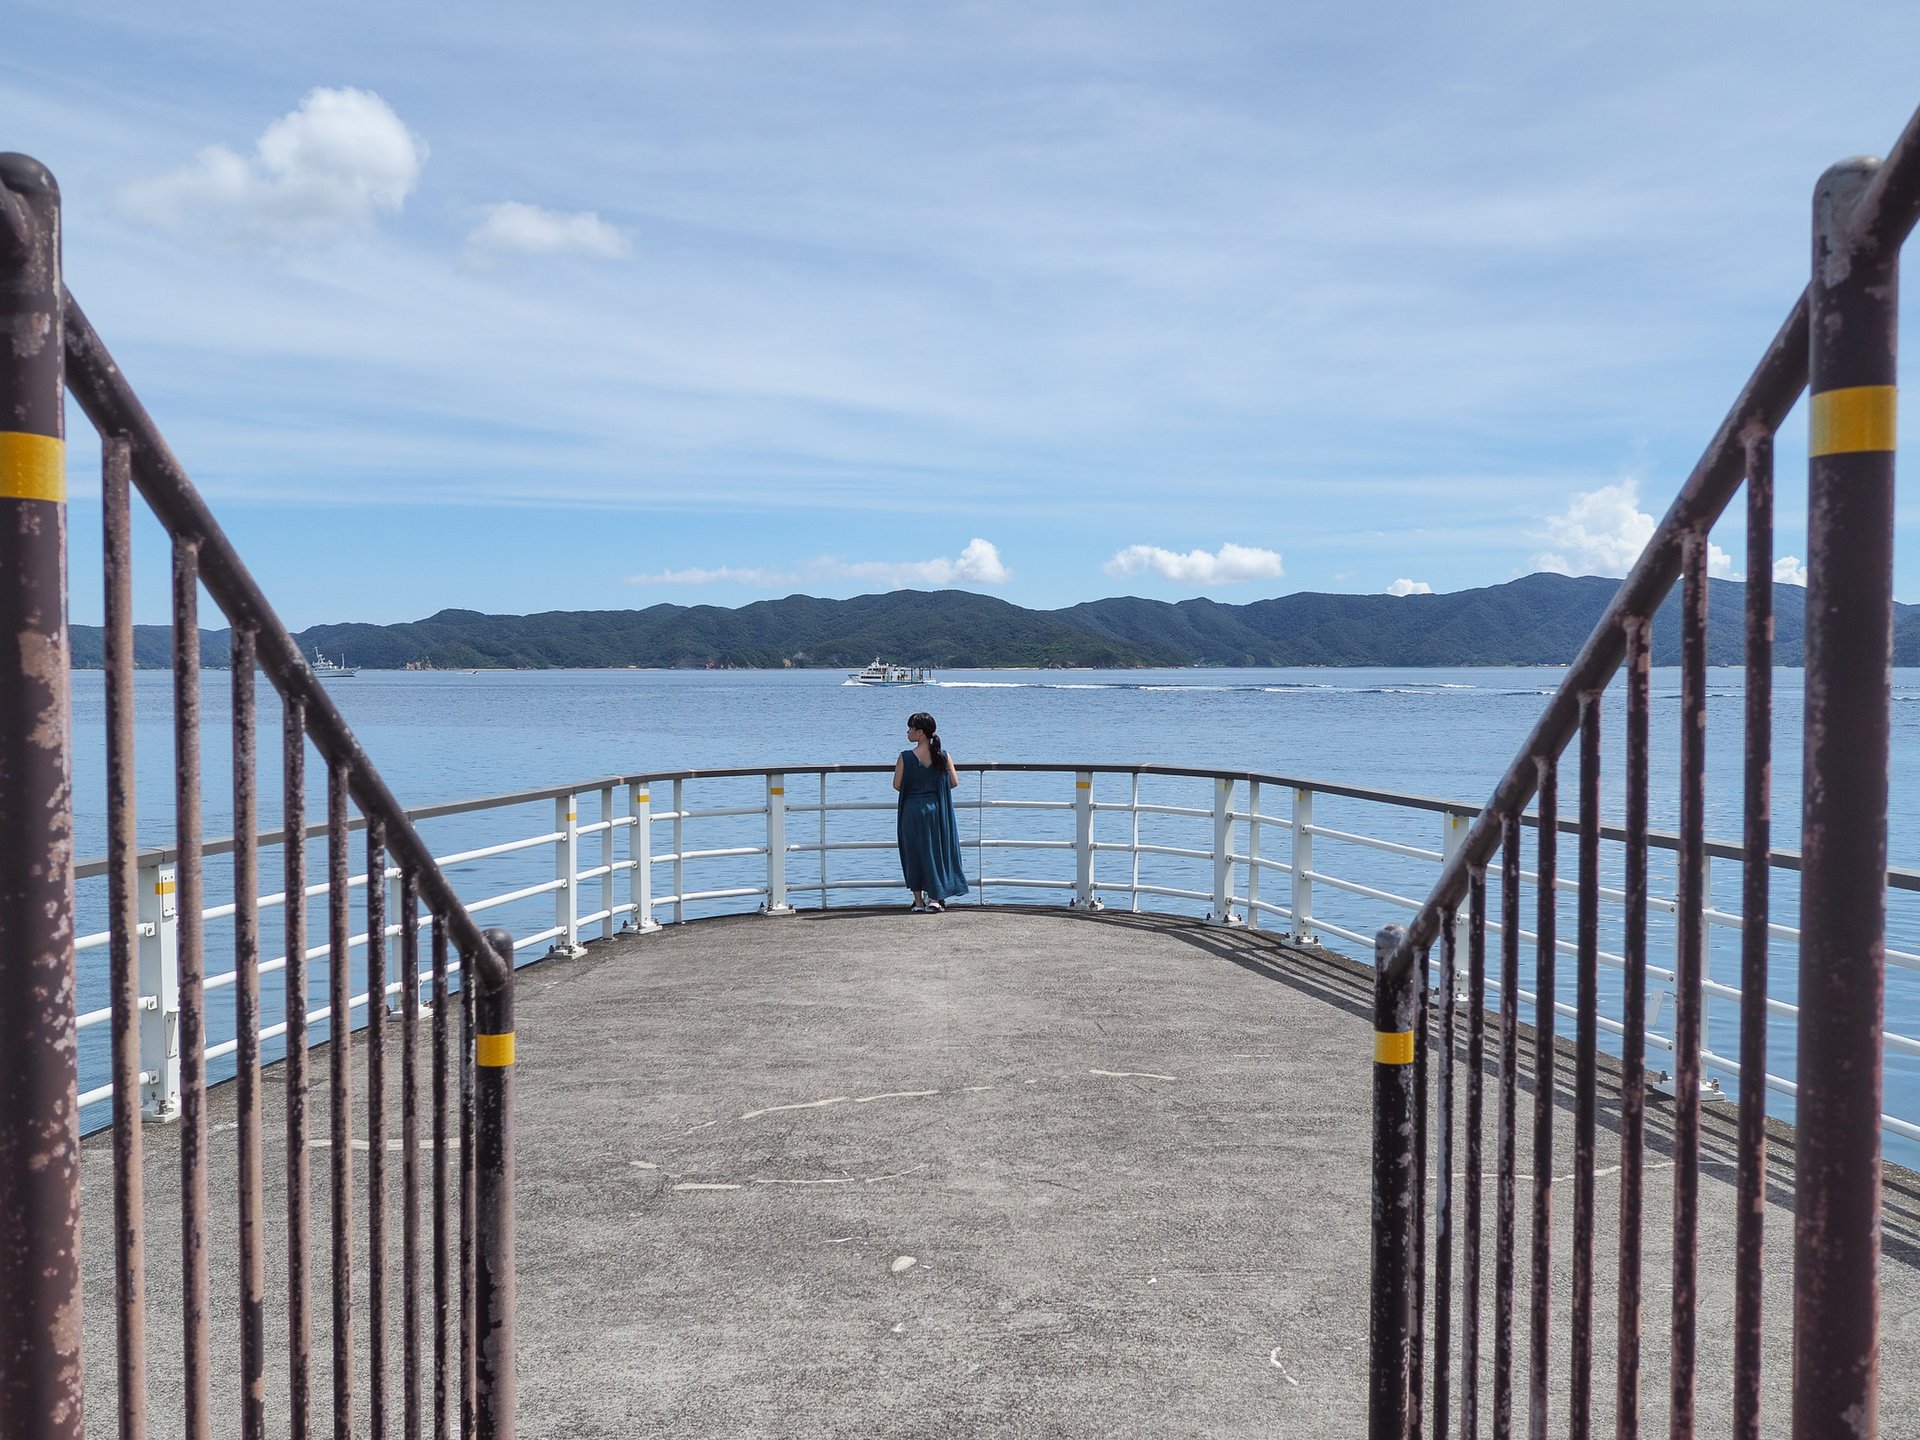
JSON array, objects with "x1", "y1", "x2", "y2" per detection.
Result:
[
  {"x1": 844, "y1": 658, "x2": 932, "y2": 687},
  {"x1": 311, "y1": 648, "x2": 358, "y2": 678}
]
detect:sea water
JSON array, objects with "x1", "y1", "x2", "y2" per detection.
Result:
[{"x1": 63, "y1": 665, "x2": 1920, "y2": 1160}]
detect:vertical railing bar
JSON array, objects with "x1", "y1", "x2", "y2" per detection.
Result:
[
  {"x1": 1413, "y1": 939, "x2": 1431, "y2": 1440},
  {"x1": 1528, "y1": 754, "x2": 1558, "y2": 1440},
  {"x1": 368, "y1": 820, "x2": 390, "y2": 1440},
  {"x1": 473, "y1": 929, "x2": 518, "y2": 1438},
  {"x1": 1733, "y1": 432, "x2": 1774, "y2": 1440},
  {"x1": 400, "y1": 873, "x2": 422, "y2": 1440},
  {"x1": 103, "y1": 431, "x2": 150, "y2": 1440},
  {"x1": 1616, "y1": 618, "x2": 1651, "y2": 1440},
  {"x1": 430, "y1": 914, "x2": 451, "y2": 1440},
  {"x1": 1129, "y1": 771, "x2": 1141, "y2": 910},
  {"x1": 1571, "y1": 690, "x2": 1601, "y2": 1440},
  {"x1": 328, "y1": 762, "x2": 355, "y2": 1440},
  {"x1": 0, "y1": 154, "x2": 81, "y2": 1440},
  {"x1": 173, "y1": 536, "x2": 213, "y2": 1440},
  {"x1": 232, "y1": 625, "x2": 267, "y2": 1440},
  {"x1": 1495, "y1": 815, "x2": 1520, "y2": 1440},
  {"x1": 1370, "y1": 926, "x2": 1417, "y2": 1440},
  {"x1": 459, "y1": 931, "x2": 476, "y2": 1440},
  {"x1": 1435, "y1": 909, "x2": 1458, "y2": 1440},
  {"x1": 1795, "y1": 157, "x2": 1892, "y2": 1439},
  {"x1": 284, "y1": 697, "x2": 311, "y2": 1440},
  {"x1": 1461, "y1": 867, "x2": 1487, "y2": 1440},
  {"x1": 1670, "y1": 530, "x2": 1709, "y2": 1435}
]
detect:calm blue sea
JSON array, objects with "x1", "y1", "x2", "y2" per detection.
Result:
[{"x1": 65, "y1": 665, "x2": 1920, "y2": 1161}]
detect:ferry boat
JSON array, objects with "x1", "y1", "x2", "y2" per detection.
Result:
[
  {"x1": 311, "y1": 648, "x2": 357, "y2": 678},
  {"x1": 844, "y1": 657, "x2": 932, "y2": 687}
]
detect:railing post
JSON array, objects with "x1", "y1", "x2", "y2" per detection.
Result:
[
  {"x1": 1070, "y1": 770, "x2": 1100, "y2": 909},
  {"x1": 1207, "y1": 776, "x2": 1240, "y2": 926},
  {"x1": 763, "y1": 773, "x2": 794, "y2": 916},
  {"x1": 1442, "y1": 810, "x2": 1471, "y2": 987},
  {"x1": 1128, "y1": 771, "x2": 1142, "y2": 913},
  {"x1": 1290, "y1": 786, "x2": 1317, "y2": 943},
  {"x1": 1246, "y1": 779, "x2": 1262, "y2": 930},
  {"x1": 0, "y1": 152, "x2": 81, "y2": 1440},
  {"x1": 471, "y1": 929, "x2": 517, "y2": 1440},
  {"x1": 672, "y1": 778, "x2": 685, "y2": 925},
  {"x1": 620, "y1": 782, "x2": 659, "y2": 934},
  {"x1": 1370, "y1": 925, "x2": 1417, "y2": 1440},
  {"x1": 818, "y1": 773, "x2": 830, "y2": 911},
  {"x1": 598, "y1": 784, "x2": 615, "y2": 941},
  {"x1": 137, "y1": 858, "x2": 182, "y2": 1119},
  {"x1": 1794, "y1": 155, "x2": 1896, "y2": 1440},
  {"x1": 549, "y1": 794, "x2": 584, "y2": 959}
]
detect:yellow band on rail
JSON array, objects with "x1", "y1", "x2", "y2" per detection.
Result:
[
  {"x1": 476, "y1": 1032, "x2": 515, "y2": 1067},
  {"x1": 0, "y1": 431, "x2": 64, "y2": 503},
  {"x1": 1810, "y1": 385, "x2": 1897, "y2": 457},
  {"x1": 1375, "y1": 1030, "x2": 1416, "y2": 1066}
]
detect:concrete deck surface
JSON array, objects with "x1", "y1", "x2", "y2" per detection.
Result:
[{"x1": 76, "y1": 907, "x2": 1920, "y2": 1437}]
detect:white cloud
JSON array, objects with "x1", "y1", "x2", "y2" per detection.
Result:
[
  {"x1": 1103, "y1": 542, "x2": 1284, "y2": 585},
  {"x1": 120, "y1": 88, "x2": 426, "y2": 248},
  {"x1": 1386, "y1": 578, "x2": 1433, "y2": 596},
  {"x1": 466, "y1": 202, "x2": 630, "y2": 262},
  {"x1": 1533, "y1": 479, "x2": 1734, "y2": 580},
  {"x1": 1774, "y1": 555, "x2": 1809, "y2": 587},
  {"x1": 628, "y1": 537, "x2": 1010, "y2": 590}
]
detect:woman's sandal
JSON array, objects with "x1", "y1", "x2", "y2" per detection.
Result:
[
  {"x1": 910, "y1": 900, "x2": 927, "y2": 914},
  {"x1": 927, "y1": 900, "x2": 944, "y2": 914}
]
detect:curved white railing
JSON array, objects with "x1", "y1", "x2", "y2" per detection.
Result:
[{"x1": 68, "y1": 761, "x2": 1920, "y2": 1154}]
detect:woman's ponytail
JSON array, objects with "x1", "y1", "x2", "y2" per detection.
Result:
[{"x1": 910, "y1": 711, "x2": 945, "y2": 770}]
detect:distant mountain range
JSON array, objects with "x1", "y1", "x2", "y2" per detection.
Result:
[{"x1": 67, "y1": 572, "x2": 1920, "y2": 670}]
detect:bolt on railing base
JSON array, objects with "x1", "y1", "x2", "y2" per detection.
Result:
[
  {"x1": 1067, "y1": 896, "x2": 1105, "y2": 912},
  {"x1": 760, "y1": 902, "x2": 797, "y2": 917},
  {"x1": 1205, "y1": 910, "x2": 1244, "y2": 928},
  {"x1": 543, "y1": 941, "x2": 587, "y2": 961},
  {"x1": 617, "y1": 917, "x2": 662, "y2": 935}
]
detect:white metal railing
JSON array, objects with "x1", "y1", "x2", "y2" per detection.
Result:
[{"x1": 68, "y1": 761, "x2": 1920, "y2": 1153}]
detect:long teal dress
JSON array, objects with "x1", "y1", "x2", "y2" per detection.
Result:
[{"x1": 897, "y1": 748, "x2": 970, "y2": 902}]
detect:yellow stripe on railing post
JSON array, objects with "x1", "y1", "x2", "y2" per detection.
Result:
[{"x1": 1370, "y1": 924, "x2": 1418, "y2": 1439}]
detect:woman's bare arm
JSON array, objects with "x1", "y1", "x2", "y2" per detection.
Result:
[
  {"x1": 946, "y1": 755, "x2": 960, "y2": 788},
  {"x1": 893, "y1": 755, "x2": 904, "y2": 792}
]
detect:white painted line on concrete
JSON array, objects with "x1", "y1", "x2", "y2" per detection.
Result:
[
  {"x1": 674, "y1": 1182, "x2": 742, "y2": 1191},
  {"x1": 1091, "y1": 1068, "x2": 1179, "y2": 1082},
  {"x1": 854, "y1": 1089, "x2": 941, "y2": 1103},
  {"x1": 739, "y1": 1095, "x2": 849, "y2": 1121}
]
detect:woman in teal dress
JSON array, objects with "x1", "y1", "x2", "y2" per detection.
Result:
[{"x1": 894, "y1": 711, "x2": 969, "y2": 912}]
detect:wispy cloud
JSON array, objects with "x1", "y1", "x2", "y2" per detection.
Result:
[
  {"x1": 1104, "y1": 542, "x2": 1283, "y2": 585},
  {"x1": 1774, "y1": 554, "x2": 1809, "y2": 587},
  {"x1": 119, "y1": 87, "x2": 427, "y2": 248},
  {"x1": 628, "y1": 537, "x2": 1010, "y2": 590},
  {"x1": 466, "y1": 202, "x2": 630, "y2": 262},
  {"x1": 1386, "y1": 578, "x2": 1433, "y2": 596}
]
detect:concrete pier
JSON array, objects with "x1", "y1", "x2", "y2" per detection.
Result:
[{"x1": 77, "y1": 908, "x2": 1920, "y2": 1437}]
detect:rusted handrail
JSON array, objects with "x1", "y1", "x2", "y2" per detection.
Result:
[
  {"x1": 1390, "y1": 115, "x2": 1920, "y2": 982},
  {"x1": 60, "y1": 294, "x2": 511, "y2": 993}
]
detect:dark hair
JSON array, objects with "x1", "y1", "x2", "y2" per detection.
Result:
[{"x1": 909, "y1": 711, "x2": 945, "y2": 770}]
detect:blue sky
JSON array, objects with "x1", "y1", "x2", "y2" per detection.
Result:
[{"x1": 9, "y1": 0, "x2": 1920, "y2": 627}]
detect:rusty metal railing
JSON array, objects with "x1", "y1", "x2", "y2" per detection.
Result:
[
  {"x1": 1366, "y1": 113, "x2": 1920, "y2": 1439},
  {"x1": 0, "y1": 157, "x2": 518, "y2": 1439}
]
